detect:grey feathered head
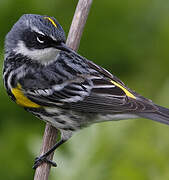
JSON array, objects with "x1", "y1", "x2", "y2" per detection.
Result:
[{"x1": 5, "y1": 14, "x2": 67, "y2": 63}]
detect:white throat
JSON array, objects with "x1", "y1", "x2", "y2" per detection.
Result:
[{"x1": 14, "y1": 41, "x2": 60, "y2": 64}]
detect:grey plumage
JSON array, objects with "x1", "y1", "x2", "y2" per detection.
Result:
[{"x1": 3, "y1": 14, "x2": 169, "y2": 168}]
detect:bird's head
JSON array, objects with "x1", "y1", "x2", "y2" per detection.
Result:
[{"x1": 5, "y1": 14, "x2": 70, "y2": 64}]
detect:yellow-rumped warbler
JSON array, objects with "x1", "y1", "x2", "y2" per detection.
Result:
[{"x1": 3, "y1": 14, "x2": 169, "y2": 168}]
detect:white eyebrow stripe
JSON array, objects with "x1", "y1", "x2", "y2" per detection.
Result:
[
  {"x1": 50, "y1": 35, "x2": 57, "y2": 41},
  {"x1": 31, "y1": 26, "x2": 45, "y2": 35},
  {"x1": 31, "y1": 25, "x2": 56, "y2": 41}
]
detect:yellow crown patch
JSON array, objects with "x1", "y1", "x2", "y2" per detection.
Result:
[{"x1": 44, "y1": 17, "x2": 57, "y2": 28}]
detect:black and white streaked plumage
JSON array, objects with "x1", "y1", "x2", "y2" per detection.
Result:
[{"x1": 3, "y1": 14, "x2": 169, "y2": 168}]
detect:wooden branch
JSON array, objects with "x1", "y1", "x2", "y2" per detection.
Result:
[
  {"x1": 34, "y1": 0, "x2": 93, "y2": 179},
  {"x1": 34, "y1": 124, "x2": 58, "y2": 179},
  {"x1": 66, "y1": 0, "x2": 93, "y2": 50}
]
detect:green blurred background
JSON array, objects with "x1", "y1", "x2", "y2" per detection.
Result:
[{"x1": 1, "y1": 0, "x2": 169, "y2": 179}]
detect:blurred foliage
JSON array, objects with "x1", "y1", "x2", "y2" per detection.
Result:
[{"x1": 1, "y1": 0, "x2": 169, "y2": 179}]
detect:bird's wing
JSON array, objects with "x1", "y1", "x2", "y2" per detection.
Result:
[
  {"x1": 18, "y1": 67, "x2": 157, "y2": 114},
  {"x1": 66, "y1": 76, "x2": 157, "y2": 114},
  {"x1": 18, "y1": 75, "x2": 93, "y2": 107}
]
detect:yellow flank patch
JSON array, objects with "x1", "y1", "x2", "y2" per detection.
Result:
[
  {"x1": 11, "y1": 84, "x2": 41, "y2": 108},
  {"x1": 44, "y1": 17, "x2": 57, "y2": 28},
  {"x1": 111, "y1": 80, "x2": 136, "y2": 99}
]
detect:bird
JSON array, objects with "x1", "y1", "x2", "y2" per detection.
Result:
[{"x1": 3, "y1": 14, "x2": 169, "y2": 169}]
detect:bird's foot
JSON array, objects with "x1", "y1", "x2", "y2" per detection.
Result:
[{"x1": 32, "y1": 156, "x2": 57, "y2": 169}]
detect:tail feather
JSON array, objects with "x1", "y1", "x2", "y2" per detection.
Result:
[{"x1": 138, "y1": 105, "x2": 169, "y2": 125}]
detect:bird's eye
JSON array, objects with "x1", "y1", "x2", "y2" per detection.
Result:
[{"x1": 36, "y1": 34, "x2": 46, "y2": 44}]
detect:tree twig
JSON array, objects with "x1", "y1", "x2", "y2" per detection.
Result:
[
  {"x1": 34, "y1": 0, "x2": 93, "y2": 179},
  {"x1": 34, "y1": 124, "x2": 58, "y2": 180},
  {"x1": 66, "y1": 0, "x2": 93, "y2": 51}
]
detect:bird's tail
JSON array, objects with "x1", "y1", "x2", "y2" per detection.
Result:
[{"x1": 138, "y1": 105, "x2": 169, "y2": 125}]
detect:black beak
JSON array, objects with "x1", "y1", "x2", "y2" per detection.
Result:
[
  {"x1": 53, "y1": 42, "x2": 83, "y2": 59},
  {"x1": 53, "y1": 42, "x2": 74, "y2": 53}
]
